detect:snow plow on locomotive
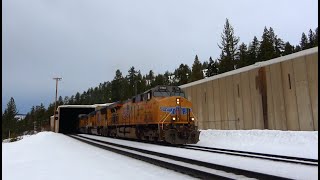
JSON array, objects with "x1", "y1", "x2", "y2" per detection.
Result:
[{"x1": 78, "y1": 85, "x2": 200, "y2": 144}]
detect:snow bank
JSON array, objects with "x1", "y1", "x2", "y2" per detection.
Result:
[
  {"x1": 2, "y1": 132, "x2": 194, "y2": 180},
  {"x1": 197, "y1": 129, "x2": 318, "y2": 159}
]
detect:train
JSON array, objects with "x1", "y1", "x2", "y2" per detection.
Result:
[{"x1": 78, "y1": 85, "x2": 200, "y2": 144}]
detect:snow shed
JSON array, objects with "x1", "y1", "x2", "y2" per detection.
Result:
[
  {"x1": 54, "y1": 105, "x2": 96, "y2": 134},
  {"x1": 53, "y1": 104, "x2": 113, "y2": 133},
  {"x1": 180, "y1": 47, "x2": 318, "y2": 131}
]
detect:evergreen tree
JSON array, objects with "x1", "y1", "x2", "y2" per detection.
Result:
[
  {"x1": 174, "y1": 64, "x2": 191, "y2": 85},
  {"x1": 2, "y1": 97, "x2": 18, "y2": 139},
  {"x1": 127, "y1": 66, "x2": 138, "y2": 97},
  {"x1": 111, "y1": 69, "x2": 125, "y2": 101},
  {"x1": 218, "y1": 18, "x2": 240, "y2": 73},
  {"x1": 294, "y1": 45, "x2": 301, "y2": 52},
  {"x1": 147, "y1": 70, "x2": 155, "y2": 88},
  {"x1": 58, "y1": 96, "x2": 64, "y2": 106},
  {"x1": 237, "y1": 43, "x2": 249, "y2": 68},
  {"x1": 247, "y1": 36, "x2": 259, "y2": 65},
  {"x1": 300, "y1": 32, "x2": 308, "y2": 50},
  {"x1": 63, "y1": 96, "x2": 69, "y2": 105},
  {"x1": 274, "y1": 36, "x2": 285, "y2": 57},
  {"x1": 75, "y1": 92, "x2": 80, "y2": 104},
  {"x1": 190, "y1": 55, "x2": 204, "y2": 82},
  {"x1": 154, "y1": 74, "x2": 166, "y2": 86},
  {"x1": 202, "y1": 61, "x2": 208, "y2": 70},
  {"x1": 133, "y1": 71, "x2": 145, "y2": 94},
  {"x1": 206, "y1": 57, "x2": 219, "y2": 77},
  {"x1": 308, "y1": 29, "x2": 315, "y2": 48},
  {"x1": 283, "y1": 42, "x2": 294, "y2": 55},
  {"x1": 258, "y1": 27, "x2": 276, "y2": 61}
]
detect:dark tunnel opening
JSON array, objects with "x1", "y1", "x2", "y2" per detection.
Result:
[{"x1": 59, "y1": 107, "x2": 95, "y2": 134}]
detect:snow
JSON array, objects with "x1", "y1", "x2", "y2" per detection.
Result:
[
  {"x1": 197, "y1": 129, "x2": 318, "y2": 159},
  {"x1": 2, "y1": 132, "x2": 194, "y2": 180},
  {"x1": 3, "y1": 130, "x2": 318, "y2": 180}
]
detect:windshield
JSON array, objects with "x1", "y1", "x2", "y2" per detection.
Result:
[{"x1": 153, "y1": 91, "x2": 185, "y2": 97}]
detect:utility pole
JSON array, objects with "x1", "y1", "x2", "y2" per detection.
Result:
[{"x1": 53, "y1": 77, "x2": 62, "y2": 132}]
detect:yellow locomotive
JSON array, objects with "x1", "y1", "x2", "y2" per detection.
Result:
[{"x1": 78, "y1": 85, "x2": 200, "y2": 144}]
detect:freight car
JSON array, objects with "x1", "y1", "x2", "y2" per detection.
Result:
[{"x1": 78, "y1": 85, "x2": 200, "y2": 144}]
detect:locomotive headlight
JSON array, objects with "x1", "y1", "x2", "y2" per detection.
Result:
[
  {"x1": 172, "y1": 117, "x2": 176, "y2": 121},
  {"x1": 176, "y1": 98, "x2": 180, "y2": 105},
  {"x1": 191, "y1": 117, "x2": 195, "y2": 121}
]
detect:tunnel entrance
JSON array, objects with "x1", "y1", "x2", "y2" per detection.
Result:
[{"x1": 58, "y1": 107, "x2": 95, "y2": 134}]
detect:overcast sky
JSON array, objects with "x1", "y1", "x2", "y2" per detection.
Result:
[{"x1": 2, "y1": 0, "x2": 318, "y2": 114}]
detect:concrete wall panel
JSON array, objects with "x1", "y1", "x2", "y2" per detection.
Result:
[
  {"x1": 196, "y1": 84, "x2": 204, "y2": 129},
  {"x1": 206, "y1": 81, "x2": 215, "y2": 129},
  {"x1": 240, "y1": 72, "x2": 253, "y2": 129},
  {"x1": 213, "y1": 80, "x2": 222, "y2": 129},
  {"x1": 249, "y1": 68, "x2": 264, "y2": 129},
  {"x1": 226, "y1": 76, "x2": 236, "y2": 129},
  {"x1": 201, "y1": 83, "x2": 209, "y2": 129},
  {"x1": 191, "y1": 86, "x2": 199, "y2": 127},
  {"x1": 219, "y1": 78, "x2": 228, "y2": 129},
  {"x1": 270, "y1": 63, "x2": 287, "y2": 130},
  {"x1": 265, "y1": 66, "x2": 276, "y2": 129},
  {"x1": 233, "y1": 74, "x2": 244, "y2": 129},
  {"x1": 280, "y1": 60, "x2": 300, "y2": 130},
  {"x1": 293, "y1": 57, "x2": 314, "y2": 130},
  {"x1": 306, "y1": 53, "x2": 318, "y2": 130}
]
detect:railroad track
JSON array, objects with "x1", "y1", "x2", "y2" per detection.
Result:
[
  {"x1": 69, "y1": 134, "x2": 290, "y2": 180},
  {"x1": 77, "y1": 133, "x2": 318, "y2": 167},
  {"x1": 180, "y1": 145, "x2": 318, "y2": 166}
]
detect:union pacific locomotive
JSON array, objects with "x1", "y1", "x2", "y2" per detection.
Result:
[{"x1": 78, "y1": 85, "x2": 200, "y2": 144}]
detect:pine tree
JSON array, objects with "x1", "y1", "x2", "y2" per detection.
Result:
[
  {"x1": 147, "y1": 70, "x2": 155, "y2": 88},
  {"x1": 58, "y1": 96, "x2": 64, "y2": 106},
  {"x1": 274, "y1": 36, "x2": 285, "y2": 57},
  {"x1": 308, "y1": 29, "x2": 315, "y2": 48},
  {"x1": 218, "y1": 18, "x2": 239, "y2": 73},
  {"x1": 206, "y1": 57, "x2": 219, "y2": 77},
  {"x1": 190, "y1": 55, "x2": 204, "y2": 82},
  {"x1": 237, "y1": 43, "x2": 248, "y2": 68},
  {"x1": 2, "y1": 97, "x2": 18, "y2": 139},
  {"x1": 258, "y1": 27, "x2": 276, "y2": 61},
  {"x1": 111, "y1": 69, "x2": 124, "y2": 101},
  {"x1": 247, "y1": 36, "x2": 259, "y2": 65},
  {"x1": 135, "y1": 71, "x2": 145, "y2": 95},
  {"x1": 127, "y1": 66, "x2": 138, "y2": 97},
  {"x1": 294, "y1": 45, "x2": 301, "y2": 52},
  {"x1": 174, "y1": 64, "x2": 191, "y2": 85},
  {"x1": 283, "y1": 42, "x2": 294, "y2": 55},
  {"x1": 154, "y1": 74, "x2": 166, "y2": 86},
  {"x1": 63, "y1": 96, "x2": 69, "y2": 105},
  {"x1": 300, "y1": 32, "x2": 308, "y2": 50}
]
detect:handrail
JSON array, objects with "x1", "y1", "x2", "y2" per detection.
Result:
[
  {"x1": 161, "y1": 109, "x2": 174, "y2": 130},
  {"x1": 158, "y1": 109, "x2": 174, "y2": 135},
  {"x1": 191, "y1": 111, "x2": 198, "y2": 125}
]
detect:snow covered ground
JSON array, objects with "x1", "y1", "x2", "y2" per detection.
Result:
[
  {"x1": 197, "y1": 129, "x2": 318, "y2": 159},
  {"x1": 3, "y1": 130, "x2": 318, "y2": 180}
]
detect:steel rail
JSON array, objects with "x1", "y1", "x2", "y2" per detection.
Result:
[
  {"x1": 182, "y1": 145, "x2": 318, "y2": 166},
  {"x1": 70, "y1": 134, "x2": 290, "y2": 180}
]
